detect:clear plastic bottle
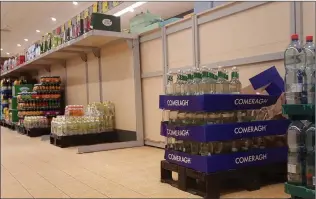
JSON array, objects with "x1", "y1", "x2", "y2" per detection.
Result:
[
  {"x1": 185, "y1": 69, "x2": 194, "y2": 95},
  {"x1": 216, "y1": 66, "x2": 225, "y2": 93},
  {"x1": 230, "y1": 67, "x2": 242, "y2": 94},
  {"x1": 200, "y1": 66, "x2": 210, "y2": 94},
  {"x1": 165, "y1": 70, "x2": 174, "y2": 95},
  {"x1": 174, "y1": 70, "x2": 182, "y2": 96},
  {"x1": 305, "y1": 123, "x2": 315, "y2": 188},
  {"x1": 287, "y1": 120, "x2": 310, "y2": 185},
  {"x1": 208, "y1": 68, "x2": 217, "y2": 93},
  {"x1": 192, "y1": 67, "x2": 202, "y2": 95},
  {"x1": 303, "y1": 36, "x2": 315, "y2": 104},
  {"x1": 223, "y1": 69, "x2": 230, "y2": 93},
  {"x1": 284, "y1": 34, "x2": 307, "y2": 104}
]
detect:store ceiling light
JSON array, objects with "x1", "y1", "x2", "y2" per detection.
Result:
[
  {"x1": 36, "y1": 30, "x2": 40, "y2": 33},
  {"x1": 73, "y1": 1, "x2": 78, "y2": 5},
  {"x1": 114, "y1": 2, "x2": 147, "y2": 17},
  {"x1": 0, "y1": 48, "x2": 3, "y2": 51},
  {"x1": 24, "y1": 39, "x2": 28, "y2": 41},
  {"x1": 51, "y1": 17, "x2": 57, "y2": 21},
  {"x1": 17, "y1": 44, "x2": 21, "y2": 47},
  {"x1": 6, "y1": 52, "x2": 10, "y2": 55}
]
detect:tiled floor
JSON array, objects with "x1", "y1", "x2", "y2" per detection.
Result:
[{"x1": 1, "y1": 127, "x2": 289, "y2": 198}]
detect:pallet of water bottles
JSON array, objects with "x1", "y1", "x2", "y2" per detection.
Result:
[{"x1": 159, "y1": 93, "x2": 289, "y2": 198}]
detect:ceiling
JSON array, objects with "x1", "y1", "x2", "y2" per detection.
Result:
[{"x1": 1, "y1": 1, "x2": 194, "y2": 57}]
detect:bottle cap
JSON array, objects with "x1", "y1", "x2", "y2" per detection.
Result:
[
  {"x1": 306, "y1": 35, "x2": 313, "y2": 41},
  {"x1": 291, "y1": 34, "x2": 299, "y2": 40}
]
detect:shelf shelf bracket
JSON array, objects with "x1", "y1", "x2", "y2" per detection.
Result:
[
  {"x1": 80, "y1": 53, "x2": 88, "y2": 62},
  {"x1": 92, "y1": 48, "x2": 101, "y2": 58},
  {"x1": 126, "y1": 39, "x2": 134, "y2": 50}
]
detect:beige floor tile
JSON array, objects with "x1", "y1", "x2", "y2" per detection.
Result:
[{"x1": 1, "y1": 127, "x2": 289, "y2": 198}]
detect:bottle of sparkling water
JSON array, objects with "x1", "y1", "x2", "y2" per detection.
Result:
[
  {"x1": 165, "y1": 70, "x2": 174, "y2": 95},
  {"x1": 216, "y1": 66, "x2": 225, "y2": 93},
  {"x1": 192, "y1": 67, "x2": 202, "y2": 95},
  {"x1": 174, "y1": 70, "x2": 182, "y2": 96},
  {"x1": 230, "y1": 67, "x2": 242, "y2": 94},
  {"x1": 200, "y1": 66, "x2": 210, "y2": 94},
  {"x1": 303, "y1": 36, "x2": 315, "y2": 104},
  {"x1": 223, "y1": 69, "x2": 230, "y2": 93},
  {"x1": 208, "y1": 68, "x2": 217, "y2": 93},
  {"x1": 185, "y1": 69, "x2": 194, "y2": 95}
]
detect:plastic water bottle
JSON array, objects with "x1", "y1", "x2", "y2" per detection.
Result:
[
  {"x1": 305, "y1": 123, "x2": 315, "y2": 188},
  {"x1": 303, "y1": 36, "x2": 315, "y2": 104},
  {"x1": 284, "y1": 34, "x2": 307, "y2": 104}
]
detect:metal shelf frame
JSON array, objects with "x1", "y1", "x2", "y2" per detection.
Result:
[{"x1": 2, "y1": 29, "x2": 144, "y2": 153}]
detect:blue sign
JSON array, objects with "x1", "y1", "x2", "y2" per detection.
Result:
[
  {"x1": 161, "y1": 119, "x2": 290, "y2": 142},
  {"x1": 165, "y1": 147, "x2": 288, "y2": 173},
  {"x1": 159, "y1": 94, "x2": 279, "y2": 111}
]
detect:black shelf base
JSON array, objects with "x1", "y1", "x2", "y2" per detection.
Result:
[
  {"x1": 161, "y1": 160, "x2": 287, "y2": 199},
  {"x1": 16, "y1": 126, "x2": 50, "y2": 137},
  {"x1": 50, "y1": 129, "x2": 136, "y2": 148}
]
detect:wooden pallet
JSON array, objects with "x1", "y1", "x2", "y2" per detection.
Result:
[
  {"x1": 50, "y1": 131, "x2": 117, "y2": 148},
  {"x1": 161, "y1": 160, "x2": 287, "y2": 199}
]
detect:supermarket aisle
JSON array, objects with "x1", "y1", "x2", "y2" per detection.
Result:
[{"x1": 1, "y1": 127, "x2": 289, "y2": 198}]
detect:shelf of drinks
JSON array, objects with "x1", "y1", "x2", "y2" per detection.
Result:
[
  {"x1": 285, "y1": 182, "x2": 315, "y2": 199},
  {"x1": 282, "y1": 104, "x2": 315, "y2": 118},
  {"x1": 18, "y1": 112, "x2": 61, "y2": 119},
  {"x1": 18, "y1": 107, "x2": 61, "y2": 111},
  {"x1": 161, "y1": 119, "x2": 290, "y2": 142},
  {"x1": 165, "y1": 147, "x2": 287, "y2": 173},
  {"x1": 1, "y1": 30, "x2": 138, "y2": 77},
  {"x1": 18, "y1": 98, "x2": 61, "y2": 102},
  {"x1": 159, "y1": 94, "x2": 279, "y2": 112}
]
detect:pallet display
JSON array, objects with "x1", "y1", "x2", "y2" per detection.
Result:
[
  {"x1": 283, "y1": 104, "x2": 315, "y2": 199},
  {"x1": 159, "y1": 94, "x2": 289, "y2": 198}
]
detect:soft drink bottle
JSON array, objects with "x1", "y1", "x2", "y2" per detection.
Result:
[{"x1": 284, "y1": 34, "x2": 307, "y2": 104}]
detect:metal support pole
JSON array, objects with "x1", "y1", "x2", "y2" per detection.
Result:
[
  {"x1": 131, "y1": 38, "x2": 144, "y2": 144},
  {"x1": 290, "y1": 2, "x2": 296, "y2": 34},
  {"x1": 162, "y1": 27, "x2": 168, "y2": 90},
  {"x1": 98, "y1": 57, "x2": 103, "y2": 102},
  {"x1": 85, "y1": 61, "x2": 89, "y2": 105},
  {"x1": 193, "y1": 15, "x2": 200, "y2": 68},
  {"x1": 63, "y1": 63, "x2": 67, "y2": 104}
]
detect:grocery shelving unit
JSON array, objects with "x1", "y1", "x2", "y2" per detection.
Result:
[
  {"x1": 2, "y1": 29, "x2": 144, "y2": 154},
  {"x1": 283, "y1": 104, "x2": 315, "y2": 199}
]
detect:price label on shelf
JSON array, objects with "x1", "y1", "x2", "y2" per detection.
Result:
[{"x1": 287, "y1": 164, "x2": 297, "y2": 174}]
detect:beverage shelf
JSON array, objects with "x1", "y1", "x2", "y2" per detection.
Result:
[
  {"x1": 161, "y1": 119, "x2": 290, "y2": 142},
  {"x1": 159, "y1": 94, "x2": 279, "y2": 111},
  {"x1": 165, "y1": 147, "x2": 287, "y2": 173},
  {"x1": 284, "y1": 182, "x2": 315, "y2": 199},
  {"x1": 1, "y1": 30, "x2": 138, "y2": 77},
  {"x1": 282, "y1": 104, "x2": 315, "y2": 116}
]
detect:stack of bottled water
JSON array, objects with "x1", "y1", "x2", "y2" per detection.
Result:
[
  {"x1": 163, "y1": 66, "x2": 287, "y2": 156},
  {"x1": 285, "y1": 35, "x2": 315, "y2": 188}
]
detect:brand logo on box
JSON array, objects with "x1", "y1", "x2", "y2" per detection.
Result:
[
  {"x1": 235, "y1": 153, "x2": 267, "y2": 164},
  {"x1": 234, "y1": 98, "x2": 268, "y2": 105},
  {"x1": 167, "y1": 129, "x2": 189, "y2": 137},
  {"x1": 167, "y1": 100, "x2": 189, "y2": 106},
  {"x1": 102, "y1": 19, "x2": 112, "y2": 26},
  {"x1": 234, "y1": 125, "x2": 267, "y2": 134},
  {"x1": 168, "y1": 153, "x2": 191, "y2": 164},
  {"x1": 19, "y1": 87, "x2": 30, "y2": 92}
]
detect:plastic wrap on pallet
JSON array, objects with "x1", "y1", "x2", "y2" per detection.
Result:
[
  {"x1": 159, "y1": 94, "x2": 278, "y2": 111},
  {"x1": 165, "y1": 147, "x2": 288, "y2": 173},
  {"x1": 160, "y1": 119, "x2": 290, "y2": 142}
]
